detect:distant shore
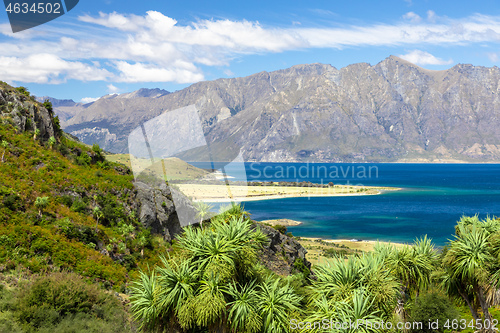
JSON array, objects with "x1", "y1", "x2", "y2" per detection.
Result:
[
  {"x1": 260, "y1": 219, "x2": 303, "y2": 226},
  {"x1": 297, "y1": 237, "x2": 407, "y2": 265},
  {"x1": 177, "y1": 183, "x2": 399, "y2": 202},
  {"x1": 300, "y1": 237, "x2": 407, "y2": 249}
]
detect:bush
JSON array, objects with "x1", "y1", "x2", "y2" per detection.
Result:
[
  {"x1": 293, "y1": 257, "x2": 310, "y2": 279},
  {"x1": 60, "y1": 195, "x2": 74, "y2": 207},
  {"x1": 15, "y1": 272, "x2": 133, "y2": 332},
  {"x1": 15, "y1": 86, "x2": 30, "y2": 97},
  {"x1": 42, "y1": 99, "x2": 53, "y2": 113},
  {"x1": 410, "y1": 291, "x2": 460, "y2": 333},
  {"x1": 3, "y1": 194, "x2": 22, "y2": 211},
  {"x1": 71, "y1": 199, "x2": 87, "y2": 213},
  {"x1": 58, "y1": 218, "x2": 99, "y2": 245},
  {"x1": 76, "y1": 153, "x2": 91, "y2": 166},
  {"x1": 273, "y1": 224, "x2": 287, "y2": 234}
]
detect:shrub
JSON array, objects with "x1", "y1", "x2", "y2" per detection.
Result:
[
  {"x1": 58, "y1": 218, "x2": 99, "y2": 245},
  {"x1": 293, "y1": 257, "x2": 310, "y2": 279},
  {"x1": 70, "y1": 199, "x2": 87, "y2": 213},
  {"x1": 96, "y1": 194, "x2": 125, "y2": 226},
  {"x1": 272, "y1": 224, "x2": 287, "y2": 234},
  {"x1": 3, "y1": 194, "x2": 22, "y2": 211},
  {"x1": 16, "y1": 272, "x2": 132, "y2": 332},
  {"x1": 60, "y1": 195, "x2": 74, "y2": 207},
  {"x1": 76, "y1": 152, "x2": 91, "y2": 166},
  {"x1": 410, "y1": 291, "x2": 460, "y2": 333},
  {"x1": 42, "y1": 99, "x2": 53, "y2": 112},
  {"x1": 15, "y1": 86, "x2": 30, "y2": 97},
  {"x1": 57, "y1": 143, "x2": 69, "y2": 156}
]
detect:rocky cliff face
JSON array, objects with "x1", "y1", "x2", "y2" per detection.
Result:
[
  {"x1": 257, "y1": 223, "x2": 311, "y2": 276},
  {"x1": 59, "y1": 56, "x2": 500, "y2": 162},
  {"x1": 133, "y1": 181, "x2": 198, "y2": 242},
  {"x1": 0, "y1": 85, "x2": 57, "y2": 142}
]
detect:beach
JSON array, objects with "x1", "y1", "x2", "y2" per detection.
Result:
[{"x1": 176, "y1": 183, "x2": 399, "y2": 202}]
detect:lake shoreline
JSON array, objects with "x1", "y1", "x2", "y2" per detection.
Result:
[{"x1": 179, "y1": 183, "x2": 400, "y2": 203}]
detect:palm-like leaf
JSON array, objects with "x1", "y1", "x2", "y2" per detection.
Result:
[
  {"x1": 257, "y1": 278, "x2": 302, "y2": 333},
  {"x1": 155, "y1": 256, "x2": 197, "y2": 314},
  {"x1": 227, "y1": 281, "x2": 262, "y2": 333},
  {"x1": 338, "y1": 290, "x2": 384, "y2": 333},
  {"x1": 129, "y1": 269, "x2": 160, "y2": 331},
  {"x1": 194, "y1": 275, "x2": 228, "y2": 327}
]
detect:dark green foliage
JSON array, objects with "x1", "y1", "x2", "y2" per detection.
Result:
[
  {"x1": 3, "y1": 193, "x2": 22, "y2": 211},
  {"x1": 53, "y1": 115, "x2": 62, "y2": 135},
  {"x1": 410, "y1": 291, "x2": 460, "y2": 333},
  {"x1": 15, "y1": 86, "x2": 30, "y2": 97},
  {"x1": 76, "y1": 152, "x2": 92, "y2": 166},
  {"x1": 121, "y1": 254, "x2": 137, "y2": 271},
  {"x1": 293, "y1": 257, "x2": 310, "y2": 279},
  {"x1": 57, "y1": 142, "x2": 69, "y2": 156},
  {"x1": 58, "y1": 218, "x2": 99, "y2": 245},
  {"x1": 42, "y1": 99, "x2": 53, "y2": 113},
  {"x1": 14, "y1": 272, "x2": 133, "y2": 332},
  {"x1": 70, "y1": 198, "x2": 87, "y2": 213},
  {"x1": 92, "y1": 143, "x2": 102, "y2": 155},
  {"x1": 272, "y1": 224, "x2": 287, "y2": 234},
  {"x1": 96, "y1": 194, "x2": 126, "y2": 226},
  {"x1": 60, "y1": 195, "x2": 74, "y2": 207}
]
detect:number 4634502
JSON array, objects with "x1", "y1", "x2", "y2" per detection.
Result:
[
  {"x1": 444, "y1": 318, "x2": 498, "y2": 330},
  {"x1": 6, "y1": 2, "x2": 62, "y2": 14}
]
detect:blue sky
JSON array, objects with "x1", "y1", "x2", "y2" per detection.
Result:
[{"x1": 0, "y1": 0, "x2": 499, "y2": 102}]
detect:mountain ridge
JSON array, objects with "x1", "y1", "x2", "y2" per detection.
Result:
[{"x1": 54, "y1": 56, "x2": 500, "y2": 162}]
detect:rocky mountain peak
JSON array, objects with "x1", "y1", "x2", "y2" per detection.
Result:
[{"x1": 55, "y1": 58, "x2": 500, "y2": 163}]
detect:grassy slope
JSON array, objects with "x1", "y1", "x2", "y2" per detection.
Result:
[
  {"x1": 0, "y1": 123, "x2": 171, "y2": 288},
  {"x1": 105, "y1": 154, "x2": 208, "y2": 181}
]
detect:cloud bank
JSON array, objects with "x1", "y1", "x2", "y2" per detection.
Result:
[{"x1": 1, "y1": 11, "x2": 500, "y2": 84}]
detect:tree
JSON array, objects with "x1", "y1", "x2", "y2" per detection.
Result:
[
  {"x1": 410, "y1": 291, "x2": 460, "y2": 333},
  {"x1": 375, "y1": 237, "x2": 437, "y2": 323},
  {"x1": 193, "y1": 201, "x2": 213, "y2": 227},
  {"x1": 1, "y1": 140, "x2": 7, "y2": 162},
  {"x1": 129, "y1": 208, "x2": 293, "y2": 333},
  {"x1": 34, "y1": 196, "x2": 49, "y2": 218},
  {"x1": 93, "y1": 206, "x2": 103, "y2": 232},
  {"x1": 42, "y1": 99, "x2": 53, "y2": 113},
  {"x1": 47, "y1": 136, "x2": 56, "y2": 149},
  {"x1": 443, "y1": 219, "x2": 499, "y2": 331},
  {"x1": 33, "y1": 128, "x2": 40, "y2": 141}
]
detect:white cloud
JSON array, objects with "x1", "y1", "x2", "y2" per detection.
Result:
[
  {"x1": 107, "y1": 84, "x2": 120, "y2": 93},
  {"x1": 0, "y1": 54, "x2": 111, "y2": 83},
  {"x1": 80, "y1": 97, "x2": 98, "y2": 103},
  {"x1": 399, "y1": 50, "x2": 454, "y2": 65},
  {"x1": 1, "y1": 11, "x2": 500, "y2": 84},
  {"x1": 403, "y1": 12, "x2": 422, "y2": 23},
  {"x1": 115, "y1": 61, "x2": 204, "y2": 83}
]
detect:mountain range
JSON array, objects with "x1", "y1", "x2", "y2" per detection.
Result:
[{"x1": 51, "y1": 56, "x2": 500, "y2": 162}]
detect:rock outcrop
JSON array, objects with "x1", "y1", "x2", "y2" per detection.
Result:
[
  {"x1": 0, "y1": 86, "x2": 57, "y2": 142},
  {"x1": 257, "y1": 223, "x2": 311, "y2": 275},
  {"x1": 133, "y1": 181, "x2": 198, "y2": 241}
]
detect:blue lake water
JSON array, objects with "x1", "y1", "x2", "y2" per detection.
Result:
[{"x1": 190, "y1": 162, "x2": 500, "y2": 246}]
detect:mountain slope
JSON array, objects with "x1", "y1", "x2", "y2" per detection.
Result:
[{"x1": 61, "y1": 57, "x2": 500, "y2": 162}]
